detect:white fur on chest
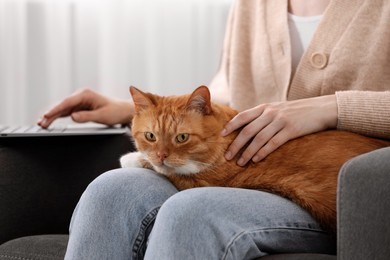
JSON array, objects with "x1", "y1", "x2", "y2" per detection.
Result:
[{"x1": 120, "y1": 151, "x2": 202, "y2": 176}]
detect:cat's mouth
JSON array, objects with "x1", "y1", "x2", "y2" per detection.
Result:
[
  {"x1": 153, "y1": 160, "x2": 170, "y2": 168},
  {"x1": 152, "y1": 157, "x2": 202, "y2": 175},
  {"x1": 152, "y1": 160, "x2": 201, "y2": 175},
  {"x1": 158, "y1": 162, "x2": 170, "y2": 169},
  {"x1": 149, "y1": 160, "x2": 174, "y2": 173}
]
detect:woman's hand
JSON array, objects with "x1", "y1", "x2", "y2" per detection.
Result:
[
  {"x1": 221, "y1": 95, "x2": 338, "y2": 166},
  {"x1": 38, "y1": 88, "x2": 134, "y2": 128}
]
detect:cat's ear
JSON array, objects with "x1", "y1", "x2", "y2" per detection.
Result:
[
  {"x1": 129, "y1": 86, "x2": 154, "y2": 113},
  {"x1": 186, "y1": 85, "x2": 212, "y2": 115}
]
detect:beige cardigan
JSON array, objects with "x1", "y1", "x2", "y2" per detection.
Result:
[{"x1": 210, "y1": 0, "x2": 390, "y2": 139}]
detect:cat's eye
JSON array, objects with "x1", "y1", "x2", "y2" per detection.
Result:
[
  {"x1": 144, "y1": 132, "x2": 156, "y2": 142},
  {"x1": 176, "y1": 133, "x2": 189, "y2": 143}
]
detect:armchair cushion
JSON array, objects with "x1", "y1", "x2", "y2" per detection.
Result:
[
  {"x1": 0, "y1": 235, "x2": 68, "y2": 260},
  {"x1": 337, "y1": 147, "x2": 390, "y2": 259},
  {"x1": 0, "y1": 234, "x2": 335, "y2": 260}
]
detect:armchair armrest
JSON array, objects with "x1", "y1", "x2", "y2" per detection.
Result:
[
  {"x1": 0, "y1": 133, "x2": 135, "y2": 244},
  {"x1": 337, "y1": 147, "x2": 390, "y2": 259}
]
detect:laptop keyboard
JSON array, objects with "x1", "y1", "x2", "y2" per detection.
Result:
[{"x1": 0, "y1": 125, "x2": 66, "y2": 134}]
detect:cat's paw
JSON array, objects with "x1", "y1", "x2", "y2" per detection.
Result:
[{"x1": 120, "y1": 152, "x2": 144, "y2": 168}]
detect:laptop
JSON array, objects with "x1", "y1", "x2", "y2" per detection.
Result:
[{"x1": 0, "y1": 123, "x2": 129, "y2": 138}]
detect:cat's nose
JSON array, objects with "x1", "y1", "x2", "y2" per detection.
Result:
[{"x1": 157, "y1": 151, "x2": 168, "y2": 161}]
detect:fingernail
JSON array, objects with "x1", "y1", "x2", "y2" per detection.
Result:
[
  {"x1": 237, "y1": 158, "x2": 245, "y2": 166},
  {"x1": 252, "y1": 156, "x2": 260, "y2": 163},
  {"x1": 39, "y1": 118, "x2": 47, "y2": 125},
  {"x1": 72, "y1": 113, "x2": 80, "y2": 120},
  {"x1": 221, "y1": 128, "x2": 227, "y2": 136},
  {"x1": 225, "y1": 151, "x2": 232, "y2": 160}
]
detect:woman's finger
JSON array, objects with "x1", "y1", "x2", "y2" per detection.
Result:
[
  {"x1": 252, "y1": 129, "x2": 291, "y2": 162},
  {"x1": 45, "y1": 93, "x2": 86, "y2": 119},
  {"x1": 236, "y1": 120, "x2": 284, "y2": 166},
  {"x1": 224, "y1": 112, "x2": 272, "y2": 161},
  {"x1": 37, "y1": 96, "x2": 85, "y2": 128},
  {"x1": 71, "y1": 107, "x2": 116, "y2": 125},
  {"x1": 221, "y1": 105, "x2": 264, "y2": 136},
  {"x1": 38, "y1": 89, "x2": 102, "y2": 128}
]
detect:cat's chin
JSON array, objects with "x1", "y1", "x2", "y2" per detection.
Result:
[
  {"x1": 153, "y1": 161, "x2": 201, "y2": 176},
  {"x1": 120, "y1": 151, "x2": 203, "y2": 176}
]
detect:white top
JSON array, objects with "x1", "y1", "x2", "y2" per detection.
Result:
[{"x1": 288, "y1": 13, "x2": 322, "y2": 74}]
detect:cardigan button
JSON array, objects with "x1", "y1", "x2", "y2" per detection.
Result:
[{"x1": 310, "y1": 52, "x2": 328, "y2": 69}]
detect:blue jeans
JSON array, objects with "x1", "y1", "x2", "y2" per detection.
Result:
[{"x1": 65, "y1": 168, "x2": 336, "y2": 259}]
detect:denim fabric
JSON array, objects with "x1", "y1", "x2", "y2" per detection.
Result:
[
  {"x1": 146, "y1": 188, "x2": 335, "y2": 259},
  {"x1": 65, "y1": 168, "x2": 178, "y2": 260},
  {"x1": 65, "y1": 168, "x2": 336, "y2": 259}
]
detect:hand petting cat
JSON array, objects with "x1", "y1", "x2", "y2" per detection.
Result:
[
  {"x1": 37, "y1": 88, "x2": 134, "y2": 128},
  {"x1": 221, "y1": 94, "x2": 338, "y2": 166}
]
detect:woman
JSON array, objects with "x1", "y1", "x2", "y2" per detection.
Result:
[{"x1": 38, "y1": 0, "x2": 390, "y2": 259}]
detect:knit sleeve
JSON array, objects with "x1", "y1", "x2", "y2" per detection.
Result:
[{"x1": 336, "y1": 91, "x2": 390, "y2": 139}]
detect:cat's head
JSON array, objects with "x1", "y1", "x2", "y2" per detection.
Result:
[{"x1": 129, "y1": 86, "x2": 235, "y2": 176}]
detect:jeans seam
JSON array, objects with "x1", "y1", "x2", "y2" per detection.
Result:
[
  {"x1": 221, "y1": 226, "x2": 328, "y2": 260},
  {"x1": 132, "y1": 207, "x2": 160, "y2": 260}
]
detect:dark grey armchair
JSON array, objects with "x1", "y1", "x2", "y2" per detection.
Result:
[{"x1": 0, "y1": 133, "x2": 389, "y2": 260}]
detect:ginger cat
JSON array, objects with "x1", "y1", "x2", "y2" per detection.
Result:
[{"x1": 120, "y1": 86, "x2": 389, "y2": 233}]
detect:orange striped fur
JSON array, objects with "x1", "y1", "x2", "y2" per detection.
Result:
[{"x1": 122, "y1": 86, "x2": 389, "y2": 233}]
